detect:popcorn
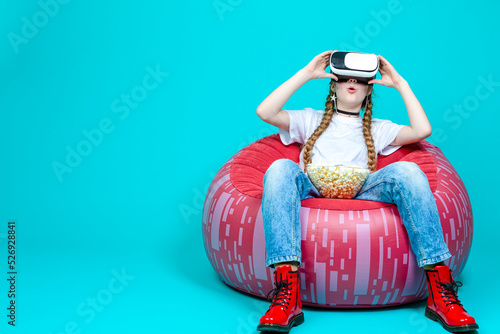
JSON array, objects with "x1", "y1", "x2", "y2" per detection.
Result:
[{"x1": 306, "y1": 164, "x2": 370, "y2": 199}]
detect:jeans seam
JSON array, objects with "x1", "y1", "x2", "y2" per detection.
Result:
[
  {"x1": 267, "y1": 255, "x2": 301, "y2": 268},
  {"x1": 362, "y1": 177, "x2": 427, "y2": 262},
  {"x1": 291, "y1": 169, "x2": 302, "y2": 256},
  {"x1": 359, "y1": 177, "x2": 393, "y2": 193},
  {"x1": 418, "y1": 251, "x2": 452, "y2": 267},
  {"x1": 393, "y1": 182, "x2": 427, "y2": 262}
]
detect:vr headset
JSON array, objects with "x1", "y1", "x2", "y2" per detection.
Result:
[{"x1": 329, "y1": 51, "x2": 379, "y2": 84}]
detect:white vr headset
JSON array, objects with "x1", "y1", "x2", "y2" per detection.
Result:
[{"x1": 329, "y1": 51, "x2": 379, "y2": 84}]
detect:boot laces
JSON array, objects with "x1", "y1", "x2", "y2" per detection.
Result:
[
  {"x1": 436, "y1": 280, "x2": 464, "y2": 307},
  {"x1": 266, "y1": 276, "x2": 292, "y2": 308}
]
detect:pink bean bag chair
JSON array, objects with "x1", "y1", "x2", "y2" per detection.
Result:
[{"x1": 202, "y1": 134, "x2": 473, "y2": 308}]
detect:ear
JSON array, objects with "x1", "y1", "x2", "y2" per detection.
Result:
[
  {"x1": 330, "y1": 81, "x2": 337, "y2": 92},
  {"x1": 367, "y1": 85, "x2": 373, "y2": 96}
]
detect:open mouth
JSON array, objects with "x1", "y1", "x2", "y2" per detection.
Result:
[{"x1": 348, "y1": 87, "x2": 357, "y2": 93}]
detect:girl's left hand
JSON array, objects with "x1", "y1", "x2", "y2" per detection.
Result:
[{"x1": 368, "y1": 55, "x2": 405, "y2": 89}]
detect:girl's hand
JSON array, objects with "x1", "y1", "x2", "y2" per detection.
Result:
[
  {"x1": 368, "y1": 55, "x2": 405, "y2": 89},
  {"x1": 302, "y1": 50, "x2": 338, "y2": 81}
]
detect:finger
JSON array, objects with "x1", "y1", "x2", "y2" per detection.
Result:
[
  {"x1": 322, "y1": 49, "x2": 336, "y2": 54},
  {"x1": 378, "y1": 55, "x2": 390, "y2": 67},
  {"x1": 319, "y1": 72, "x2": 338, "y2": 80},
  {"x1": 376, "y1": 66, "x2": 386, "y2": 76},
  {"x1": 378, "y1": 63, "x2": 391, "y2": 73},
  {"x1": 368, "y1": 79, "x2": 383, "y2": 85},
  {"x1": 319, "y1": 50, "x2": 334, "y2": 58},
  {"x1": 379, "y1": 55, "x2": 394, "y2": 69},
  {"x1": 378, "y1": 56, "x2": 388, "y2": 66}
]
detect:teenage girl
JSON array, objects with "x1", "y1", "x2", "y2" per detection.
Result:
[{"x1": 255, "y1": 50, "x2": 478, "y2": 333}]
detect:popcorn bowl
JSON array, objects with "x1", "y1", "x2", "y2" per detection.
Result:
[{"x1": 306, "y1": 164, "x2": 370, "y2": 199}]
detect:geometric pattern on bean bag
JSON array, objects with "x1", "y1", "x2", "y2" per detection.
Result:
[{"x1": 202, "y1": 134, "x2": 473, "y2": 308}]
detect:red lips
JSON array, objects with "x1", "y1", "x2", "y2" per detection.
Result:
[{"x1": 348, "y1": 86, "x2": 357, "y2": 93}]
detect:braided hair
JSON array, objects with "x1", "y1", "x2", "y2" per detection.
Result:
[{"x1": 302, "y1": 81, "x2": 378, "y2": 173}]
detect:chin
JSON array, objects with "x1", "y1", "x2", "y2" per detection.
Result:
[{"x1": 338, "y1": 98, "x2": 363, "y2": 109}]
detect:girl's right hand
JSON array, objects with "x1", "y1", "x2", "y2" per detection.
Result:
[{"x1": 302, "y1": 50, "x2": 338, "y2": 81}]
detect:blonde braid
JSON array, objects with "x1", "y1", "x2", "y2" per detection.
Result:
[
  {"x1": 303, "y1": 82, "x2": 377, "y2": 172},
  {"x1": 362, "y1": 92, "x2": 378, "y2": 173},
  {"x1": 302, "y1": 83, "x2": 335, "y2": 166}
]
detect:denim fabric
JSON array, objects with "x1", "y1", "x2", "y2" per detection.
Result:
[{"x1": 261, "y1": 158, "x2": 452, "y2": 268}]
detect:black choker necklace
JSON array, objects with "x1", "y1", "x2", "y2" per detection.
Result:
[{"x1": 336, "y1": 109, "x2": 360, "y2": 116}]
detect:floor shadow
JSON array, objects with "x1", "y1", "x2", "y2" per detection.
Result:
[{"x1": 160, "y1": 223, "x2": 231, "y2": 294}]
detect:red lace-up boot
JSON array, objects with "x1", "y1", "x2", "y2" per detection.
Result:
[
  {"x1": 424, "y1": 265, "x2": 479, "y2": 332},
  {"x1": 257, "y1": 265, "x2": 304, "y2": 332}
]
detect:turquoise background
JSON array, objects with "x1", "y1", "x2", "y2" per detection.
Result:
[{"x1": 1, "y1": 0, "x2": 499, "y2": 333}]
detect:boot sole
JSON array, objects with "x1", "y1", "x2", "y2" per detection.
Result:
[
  {"x1": 257, "y1": 312, "x2": 304, "y2": 332},
  {"x1": 425, "y1": 307, "x2": 479, "y2": 333}
]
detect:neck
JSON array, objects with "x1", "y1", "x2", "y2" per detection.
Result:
[
  {"x1": 336, "y1": 108, "x2": 360, "y2": 118},
  {"x1": 336, "y1": 103, "x2": 362, "y2": 118}
]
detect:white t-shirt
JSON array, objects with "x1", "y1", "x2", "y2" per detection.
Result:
[{"x1": 279, "y1": 108, "x2": 406, "y2": 171}]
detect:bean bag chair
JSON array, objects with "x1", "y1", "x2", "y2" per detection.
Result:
[{"x1": 202, "y1": 134, "x2": 473, "y2": 308}]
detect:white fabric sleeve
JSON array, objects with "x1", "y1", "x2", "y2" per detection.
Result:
[
  {"x1": 278, "y1": 108, "x2": 316, "y2": 145},
  {"x1": 373, "y1": 119, "x2": 406, "y2": 156}
]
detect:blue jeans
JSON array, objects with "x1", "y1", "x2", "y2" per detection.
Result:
[{"x1": 261, "y1": 159, "x2": 452, "y2": 268}]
